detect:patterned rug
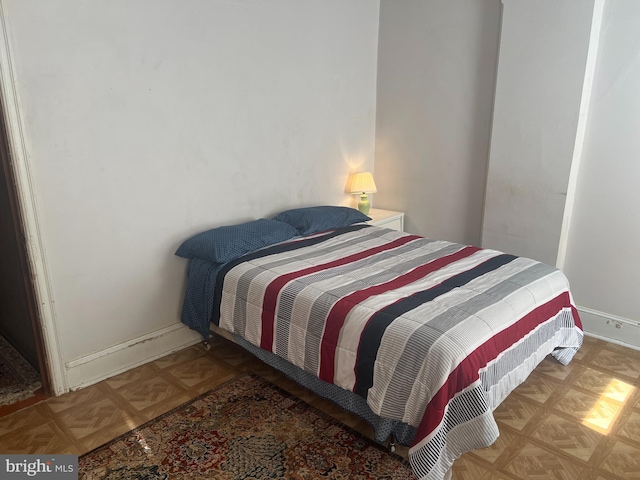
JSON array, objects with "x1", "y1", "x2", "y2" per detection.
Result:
[
  {"x1": 79, "y1": 374, "x2": 414, "y2": 479},
  {"x1": 0, "y1": 334, "x2": 41, "y2": 406}
]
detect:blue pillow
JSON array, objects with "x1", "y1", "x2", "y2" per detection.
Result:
[
  {"x1": 175, "y1": 218, "x2": 299, "y2": 264},
  {"x1": 272, "y1": 206, "x2": 370, "y2": 236}
]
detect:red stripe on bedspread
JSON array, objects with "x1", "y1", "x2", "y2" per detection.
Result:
[
  {"x1": 259, "y1": 235, "x2": 421, "y2": 351},
  {"x1": 318, "y1": 245, "x2": 480, "y2": 384},
  {"x1": 571, "y1": 305, "x2": 583, "y2": 331},
  {"x1": 412, "y1": 291, "x2": 577, "y2": 446}
]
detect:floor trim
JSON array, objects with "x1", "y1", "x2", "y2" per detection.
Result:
[
  {"x1": 578, "y1": 305, "x2": 640, "y2": 351},
  {"x1": 65, "y1": 323, "x2": 201, "y2": 391}
]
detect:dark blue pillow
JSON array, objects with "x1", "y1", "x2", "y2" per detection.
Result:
[
  {"x1": 175, "y1": 218, "x2": 299, "y2": 264},
  {"x1": 272, "y1": 206, "x2": 370, "y2": 236}
]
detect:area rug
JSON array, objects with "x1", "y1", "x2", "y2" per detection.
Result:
[
  {"x1": 0, "y1": 334, "x2": 41, "y2": 406},
  {"x1": 79, "y1": 374, "x2": 414, "y2": 479}
]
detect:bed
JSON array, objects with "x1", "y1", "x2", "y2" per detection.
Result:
[{"x1": 176, "y1": 206, "x2": 583, "y2": 480}]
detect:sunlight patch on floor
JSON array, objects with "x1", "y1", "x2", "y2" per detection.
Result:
[{"x1": 582, "y1": 378, "x2": 635, "y2": 435}]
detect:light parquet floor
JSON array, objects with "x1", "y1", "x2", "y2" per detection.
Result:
[{"x1": 0, "y1": 334, "x2": 638, "y2": 480}]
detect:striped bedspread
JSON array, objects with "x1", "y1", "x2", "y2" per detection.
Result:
[{"x1": 211, "y1": 225, "x2": 583, "y2": 479}]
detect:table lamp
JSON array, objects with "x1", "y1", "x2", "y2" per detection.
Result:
[{"x1": 350, "y1": 172, "x2": 377, "y2": 215}]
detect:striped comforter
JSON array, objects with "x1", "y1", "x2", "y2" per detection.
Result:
[{"x1": 211, "y1": 225, "x2": 583, "y2": 479}]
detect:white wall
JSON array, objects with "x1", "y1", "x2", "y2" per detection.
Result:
[
  {"x1": 374, "y1": 0, "x2": 501, "y2": 245},
  {"x1": 375, "y1": 0, "x2": 640, "y2": 350},
  {"x1": 563, "y1": 0, "x2": 640, "y2": 346},
  {"x1": 2, "y1": 0, "x2": 379, "y2": 389},
  {"x1": 481, "y1": 0, "x2": 596, "y2": 266},
  {"x1": 6, "y1": 0, "x2": 639, "y2": 393}
]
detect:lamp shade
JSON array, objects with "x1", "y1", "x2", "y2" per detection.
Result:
[{"x1": 350, "y1": 172, "x2": 377, "y2": 194}]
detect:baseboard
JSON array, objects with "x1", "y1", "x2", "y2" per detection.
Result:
[
  {"x1": 578, "y1": 306, "x2": 640, "y2": 351},
  {"x1": 65, "y1": 323, "x2": 202, "y2": 391}
]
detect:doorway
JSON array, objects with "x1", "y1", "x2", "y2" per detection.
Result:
[{"x1": 0, "y1": 98, "x2": 50, "y2": 408}]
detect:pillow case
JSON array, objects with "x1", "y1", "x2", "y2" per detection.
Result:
[
  {"x1": 272, "y1": 205, "x2": 370, "y2": 236},
  {"x1": 175, "y1": 218, "x2": 298, "y2": 264}
]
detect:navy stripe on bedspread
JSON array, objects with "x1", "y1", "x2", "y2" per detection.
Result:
[{"x1": 353, "y1": 252, "x2": 518, "y2": 398}]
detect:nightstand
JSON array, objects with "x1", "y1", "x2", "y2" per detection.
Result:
[{"x1": 366, "y1": 208, "x2": 404, "y2": 232}]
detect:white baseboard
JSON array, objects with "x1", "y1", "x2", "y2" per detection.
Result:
[
  {"x1": 65, "y1": 324, "x2": 202, "y2": 391},
  {"x1": 578, "y1": 306, "x2": 640, "y2": 351}
]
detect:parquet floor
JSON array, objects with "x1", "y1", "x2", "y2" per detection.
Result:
[{"x1": 0, "y1": 334, "x2": 638, "y2": 480}]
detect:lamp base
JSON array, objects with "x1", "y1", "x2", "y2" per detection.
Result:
[{"x1": 357, "y1": 194, "x2": 370, "y2": 215}]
